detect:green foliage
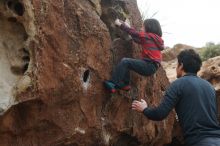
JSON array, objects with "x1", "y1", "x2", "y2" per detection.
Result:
[{"x1": 200, "y1": 42, "x2": 220, "y2": 61}]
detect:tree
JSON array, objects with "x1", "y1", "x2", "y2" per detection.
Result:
[{"x1": 200, "y1": 42, "x2": 220, "y2": 61}]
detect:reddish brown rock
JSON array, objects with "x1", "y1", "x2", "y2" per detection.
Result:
[
  {"x1": 162, "y1": 44, "x2": 196, "y2": 82},
  {"x1": 199, "y1": 56, "x2": 220, "y2": 121},
  {"x1": 0, "y1": 0, "x2": 174, "y2": 146},
  {"x1": 162, "y1": 44, "x2": 195, "y2": 62}
]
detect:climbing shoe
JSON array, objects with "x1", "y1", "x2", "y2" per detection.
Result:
[
  {"x1": 120, "y1": 85, "x2": 131, "y2": 91},
  {"x1": 104, "y1": 81, "x2": 117, "y2": 93},
  {"x1": 116, "y1": 83, "x2": 131, "y2": 91}
]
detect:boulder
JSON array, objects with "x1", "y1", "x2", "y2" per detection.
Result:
[
  {"x1": 0, "y1": 0, "x2": 174, "y2": 145},
  {"x1": 199, "y1": 56, "x2": 220, "y2": 120},
  {"x1": 162, "y1": 44, "x2": 196, "y2": 82},
  {"x1": 162, "y1": 44, "x2": 194, "y2": 62}
]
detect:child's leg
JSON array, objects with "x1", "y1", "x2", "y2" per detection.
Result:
[{"x1": 111, "y1": 58, "x2": 158, "y2": 87}]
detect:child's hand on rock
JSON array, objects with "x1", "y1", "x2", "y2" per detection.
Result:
[
  {"x1": 115, "y1": 19, "x2": 122, "y2": 26},
  {"x1": 124, "y1": 19, "x2": 131, "y2": 27}
]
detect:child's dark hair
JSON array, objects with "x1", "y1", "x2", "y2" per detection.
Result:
[
  {"x1": 177, "y1": 49, "x2": 202, "y2": 73},
  {"x1": 144, "y1": 19, "x2": 162, "y2": 37}
]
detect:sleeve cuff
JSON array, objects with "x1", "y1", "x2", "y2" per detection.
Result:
[{"x1": 143, "y1": 107, "x2": 149, "y2": 115}]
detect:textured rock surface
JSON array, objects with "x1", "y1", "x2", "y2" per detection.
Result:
[
  {"x1": 162, "y1": 44, "x2": 196, "y2": 82},
  {"x1": 199, "y1": 56, "x2": 220, "y2": 120},
  {"x1": 162, "y1": 44, "x2": 194, "y2": 62},
  {"x1": 0, "y1": 0, "x2": 174, "y2": 146},
  {"x1": 0, "y1": 0, "x2": 32, "y2": 113}
]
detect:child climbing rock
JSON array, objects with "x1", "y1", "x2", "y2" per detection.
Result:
[{"x1": 104, "y1": 18, "x2": 164, "y2": 93}]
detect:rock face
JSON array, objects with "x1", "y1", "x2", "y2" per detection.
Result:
[
  {"x1": 162, "y1": 44, "x2": 194, "y2": 62},
  {"x1": 199, "y1": 56, "x2": 220, "y2": 120},
  {"x1": 162, "y1": 44, "x2": 196, "y2": 82},
  {"x1": 0, "y1": 0, "x2": 174, "y2": 146}
]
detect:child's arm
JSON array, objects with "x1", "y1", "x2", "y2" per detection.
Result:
[
  {"x1": 115, "y1": 19, "x2": 142, "y2": 44},
  {"x1": 120, "y1": 24, "x2": 142, "y2": 43}
]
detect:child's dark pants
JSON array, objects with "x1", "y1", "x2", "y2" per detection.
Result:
[{"x1": 111, "y1": 58, "x2": 159, "y2": 87}]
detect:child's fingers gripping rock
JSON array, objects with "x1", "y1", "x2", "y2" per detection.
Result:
[{"x1": 115, "y1": 19, "x2": 122, "y2": 26}]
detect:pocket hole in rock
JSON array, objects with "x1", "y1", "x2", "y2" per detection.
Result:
[
  {"x1": 22, "y1": 56, "x2": 30, "y2": 62},
  {"x1": 211, "y1": 66, "x2": 216, "y2": 70},
  {"x1": 14, "y1": 2, "x2": 25, "y2": 16},
  {"x1": 7, "y1": 17, "x2": 17, "y2": 22},
  {"x1": 23, "y1": 63, "x2": 29, "y2": 73},
  {"x1": 10, "y1": 48, "x2": 30, "y2": 75},
  {"x1": 21, "y1": 48, "x2": 30, "y2": 73},
  {"x1": 7, "y1": 0, "x2": 13, "y2": 8},
  {"x1": 83, "y1": 70, "x2": 90, "y2": 83},
  {"x1": 7, "y1": 0, "x2": 25, "y2": 16}
]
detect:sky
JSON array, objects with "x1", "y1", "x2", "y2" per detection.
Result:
[{"x1": 137, "y1": 0, "x2": 220, "y2": 48}]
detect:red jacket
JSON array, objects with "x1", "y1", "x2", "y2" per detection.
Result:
[{"x1": 120, "y1": 24, "x2": 164, "y2": 63}]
